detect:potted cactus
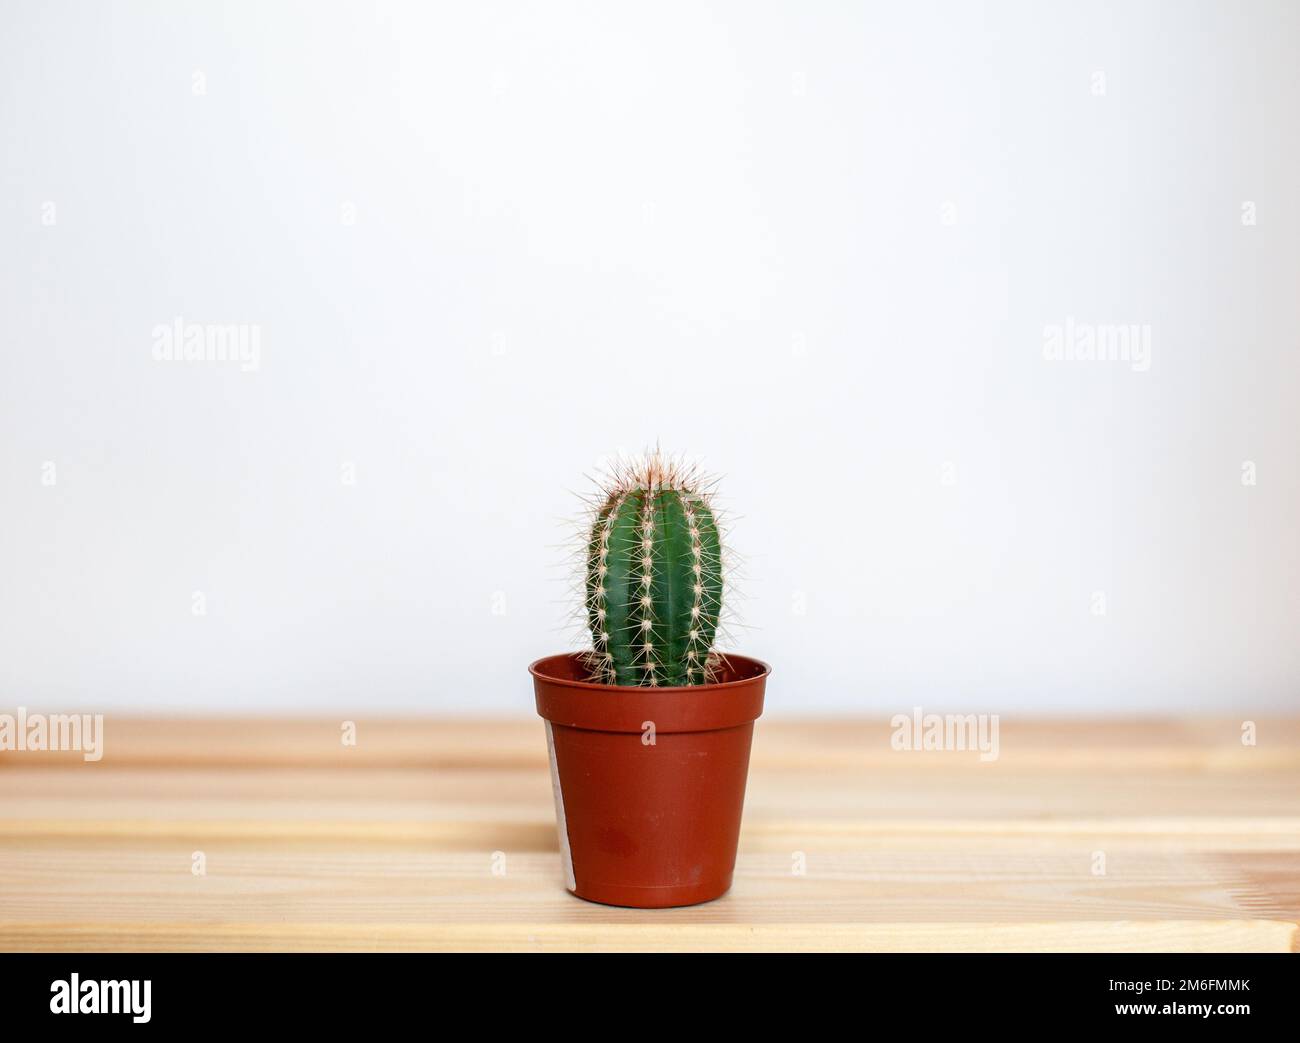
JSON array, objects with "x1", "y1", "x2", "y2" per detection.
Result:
[{"x1": 530, "y1": 451, "x2": 770, "y2": 908}]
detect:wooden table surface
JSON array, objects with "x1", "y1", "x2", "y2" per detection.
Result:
[{"x1": 1, "y1": 717, "x2": 1297, "y2": 952}]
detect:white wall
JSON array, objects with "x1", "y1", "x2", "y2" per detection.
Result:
[{"x1": 2, "y1": 1, "x2": 1297, "y2": 714}]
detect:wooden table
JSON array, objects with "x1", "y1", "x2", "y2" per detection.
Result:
[{"x1": 1, "y1": 717, "x2": 1297, "y2": 952}]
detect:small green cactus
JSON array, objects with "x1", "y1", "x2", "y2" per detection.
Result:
[{"x1": 581, "y1": 451, "x2": 726, "y2": 686}]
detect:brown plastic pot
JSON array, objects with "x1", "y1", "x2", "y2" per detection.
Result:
[{"x1": 530, "y1": 652, "x2": 770, "y2": 909}]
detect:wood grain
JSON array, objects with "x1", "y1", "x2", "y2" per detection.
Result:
[{"x1": 1, "y1": 717, "x2": 1297, "y2": 952}]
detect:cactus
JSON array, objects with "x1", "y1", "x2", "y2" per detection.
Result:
[{"x1": 581, "y1": 452, "x2": 726, "y2": 686}]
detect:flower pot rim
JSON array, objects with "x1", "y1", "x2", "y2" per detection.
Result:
[{"x1": 528, "y1": 651, "x2": 772, "y2": 693}]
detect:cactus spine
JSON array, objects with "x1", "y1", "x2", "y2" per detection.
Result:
[{"x1": 583, "y1": 454, "x2": 724, "y2": 686}]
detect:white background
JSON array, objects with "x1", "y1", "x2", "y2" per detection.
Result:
[{"x1": 2, "y1": 1, "x2": 1297, "y2": 714}]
